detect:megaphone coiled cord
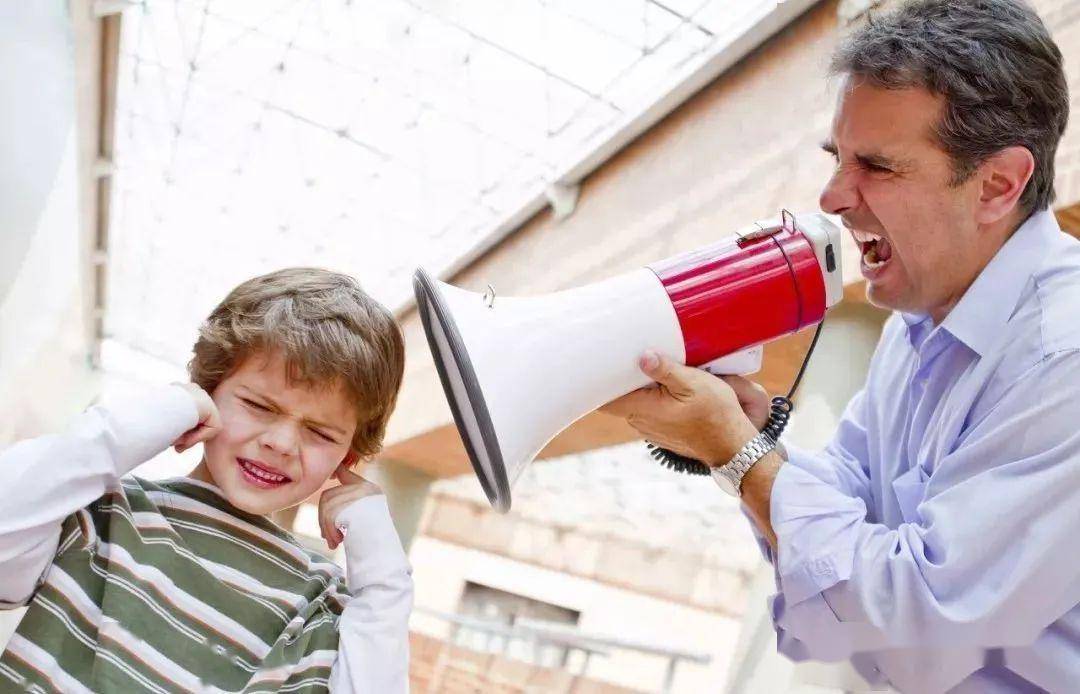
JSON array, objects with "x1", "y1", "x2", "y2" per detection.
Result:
[{"x1": 647, "y1": 320, "x2": 825, "y2": 476}]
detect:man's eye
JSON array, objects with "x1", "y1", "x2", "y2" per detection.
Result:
[{"x1": 866, "y1": 163, "x2": 892, "y2": 174}]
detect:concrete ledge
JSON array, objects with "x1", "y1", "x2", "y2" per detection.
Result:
[{"x1": 419, "y1": 493, "x2": 754, "y2": 616}]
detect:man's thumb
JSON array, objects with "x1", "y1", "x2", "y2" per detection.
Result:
[{"x1": 640, "y1": 350, "x2": 688, "y2": 390}]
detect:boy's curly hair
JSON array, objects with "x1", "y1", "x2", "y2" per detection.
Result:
[{"x1": 188, "y1": 268, "x2": 404, "y2": 459}]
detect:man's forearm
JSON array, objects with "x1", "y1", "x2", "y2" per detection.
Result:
[{"x1": 739, "y1": 451, "x2": 783, "y2": 551}]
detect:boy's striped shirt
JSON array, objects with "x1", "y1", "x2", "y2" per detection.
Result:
[{"x1": 0, "y1": 477, "x2": 350, "y2": 693}]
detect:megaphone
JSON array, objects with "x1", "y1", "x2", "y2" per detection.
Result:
[{"x1": 414, "y1": 210, "x2": 843, "y2": 512}]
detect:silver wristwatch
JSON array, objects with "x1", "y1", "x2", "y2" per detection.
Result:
[{"x1": 712, "y1": 432, "x2": 777, "y2": 497}]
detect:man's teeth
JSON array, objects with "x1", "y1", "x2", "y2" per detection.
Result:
[
  {"x1": 241, "y1": 460, "x2": 287, "y2": 483},
  {"x1": 852, "y1": 229, "x2": 891, "y2": 267},
  {"x1": 851, "y1": 229, "x2": 882, "y2": 244},
  {"x1": 864, "y1": 251, "x2": 887, "y2": 268}
]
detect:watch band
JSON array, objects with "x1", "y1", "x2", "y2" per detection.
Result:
[{"x1": 712, "y1": 432, "x2": 777, "y2": 496}]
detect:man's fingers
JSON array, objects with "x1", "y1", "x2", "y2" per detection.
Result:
[
  {"x1": 720, "y1": 375, "x2": 766, "y2": 400},
  {"x1": 598, "y1": 389, "x2": 653, "y2": 418},
  {"x1": 640, "y1": 351, "x2": 698, "y2": 395}
]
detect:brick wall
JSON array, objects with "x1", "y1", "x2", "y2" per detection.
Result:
[
  {"x1": 1038, "y1": 0, "x2": 1080, "y2": 211},
  {"x1": 409, "y1": 632, "x2": 641, "y2": 694},
  {"x1": 419, "y1": 493, "x2": 753, "y2": 617}
]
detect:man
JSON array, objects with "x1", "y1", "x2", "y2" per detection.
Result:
[{"x1": 603, "y1": 1, "x2": 1079, "y2": 691}]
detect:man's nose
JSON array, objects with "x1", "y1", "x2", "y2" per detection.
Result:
[{"x1": 819, "y1": 167, "x2": 860, "y2": 216}]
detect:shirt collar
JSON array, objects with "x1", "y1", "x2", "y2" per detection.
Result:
[
  {"x1": 900, "y1": 310, "x2": 931, "y2": 329},
  {"x1": 897, "y1": 309, "x2": 932, "y2": 349},
  {"x1": 939, "y1": 209, "x2": 1059, "y2": 356}
]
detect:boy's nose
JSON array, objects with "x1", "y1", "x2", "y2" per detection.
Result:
[{"x1": 260, "y1": 420, "x2": 300, "y2": 457}]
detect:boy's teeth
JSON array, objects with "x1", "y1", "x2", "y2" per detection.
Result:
[{"x1": 242, "y1": 460, "x2": 286, "y2": 483}]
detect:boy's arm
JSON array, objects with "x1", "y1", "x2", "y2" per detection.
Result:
[
  {"x1": 0, "y1": 385, "x2": 200, "y2": 607},
  {"x1": 328, "y1": 495, "x2": 413, "y2": 693}
]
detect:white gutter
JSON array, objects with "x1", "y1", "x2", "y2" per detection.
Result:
[{"x1": 396, "y1": 0, "x2": 823, "y2": 315}]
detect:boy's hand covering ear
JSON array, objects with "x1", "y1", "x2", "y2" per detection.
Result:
[
  {"x1": 172, "y1": 383, "x2": 222, "y2": 453},
  {"x1": 318, "y1": 466, "x2": 383, "y2": 550}
]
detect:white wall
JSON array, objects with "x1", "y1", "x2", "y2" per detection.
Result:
[
  {"x1": 0, "y1": 0, "x2": 98, "y2": 445},
  {"x1": 0, "y1": 1, "x2": 74, "y2": 301},
  {"x1": 725, "y1": 303, "x2": 891, "y2": 694},
  {"x1": 0, "y1": 0, "x2": 98, "y2": 651}
]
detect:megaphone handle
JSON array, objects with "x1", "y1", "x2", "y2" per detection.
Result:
[
  {"x1": 647, "y1": 395, "x2": 792, "y2": 477},
  {"x1": 698, "y1": 346, "x2": 763, "y2": 376},
  {"x1": 647, "y1": 320, "x2": 826, "y2": 476}
]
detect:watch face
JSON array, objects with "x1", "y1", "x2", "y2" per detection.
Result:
[{"x1": 711, "y1": 468, "x2": 740, "y2": 497}]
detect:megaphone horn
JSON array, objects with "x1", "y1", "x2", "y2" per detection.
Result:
[{"x1": 414, "y1": 210, "x2": 843, "y2": 512}]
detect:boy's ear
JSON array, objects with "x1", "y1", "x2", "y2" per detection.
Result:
[{"x1": 340, "y1": 449, "x2": 360, "y2": 470}]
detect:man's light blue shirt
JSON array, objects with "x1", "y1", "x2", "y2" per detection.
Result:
[{"x1": 766, "y1": 209, "x2": 1080, "y2": 693}]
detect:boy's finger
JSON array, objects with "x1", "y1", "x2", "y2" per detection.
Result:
[
  {"x1": 204, "y1": 408, "x2": 222, "y2": 431},
  {"x1": 172, "y1": 432, "x2": 197, "y2": 452},
  {"x1": 335, "y1": 467, "x2": 368, "y2": 486},
  {"x1": 187, "y1": 424, "x2": 221, "y2": 446},
  {"x1": 317, "y1": 504, "x2": 334, "y2": 545},
  {"x1": 317, "y1": 499, "x2": 345, "y2": 549}
]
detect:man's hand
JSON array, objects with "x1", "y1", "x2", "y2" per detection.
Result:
[
  {"x1": 318, "y1": 467, "x2": 383, "y2": 550},
  {"x1": 600, "y1": 351, "x2": 769, "y2": 466},
  {"x1": 173, "y1": 383, "x2": 222, "y2": 453}
]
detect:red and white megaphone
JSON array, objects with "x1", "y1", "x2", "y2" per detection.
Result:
[{"x1": 414, "y1": 210, "x2": 843, "y2": 512}]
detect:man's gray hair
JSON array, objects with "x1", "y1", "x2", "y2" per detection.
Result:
[{"x1": 831, "y1": 0, "x2": 1069, "y2": 216}]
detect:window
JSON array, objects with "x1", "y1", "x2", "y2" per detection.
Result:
[{"x1": 454, "y1": 582, "x2": 579, "y2": 667}]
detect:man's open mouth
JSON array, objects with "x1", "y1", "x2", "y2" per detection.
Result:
[
  {"x1": 851, "y1": 229, "x2": 894, "y2": 269},
  {"x1": 237, "y1": 458, "x2": 292, "y2": 488}
]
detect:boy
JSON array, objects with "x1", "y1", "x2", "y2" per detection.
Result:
[{"x1": 0, "y1": 268, "x2": 412, "y2": 692}]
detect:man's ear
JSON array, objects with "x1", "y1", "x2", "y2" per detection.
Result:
[{"x1": 975, "y1": 146, "x2": 1035, "y2": 226}]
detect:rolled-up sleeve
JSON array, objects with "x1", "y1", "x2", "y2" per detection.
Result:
[{"x1": 768, "y1": 350, "x2": 1080, "y2": 663}]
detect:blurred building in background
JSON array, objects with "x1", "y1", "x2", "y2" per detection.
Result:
[{"x1": 4, "y1": 0, "x2": 1080, "y2": 691}]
